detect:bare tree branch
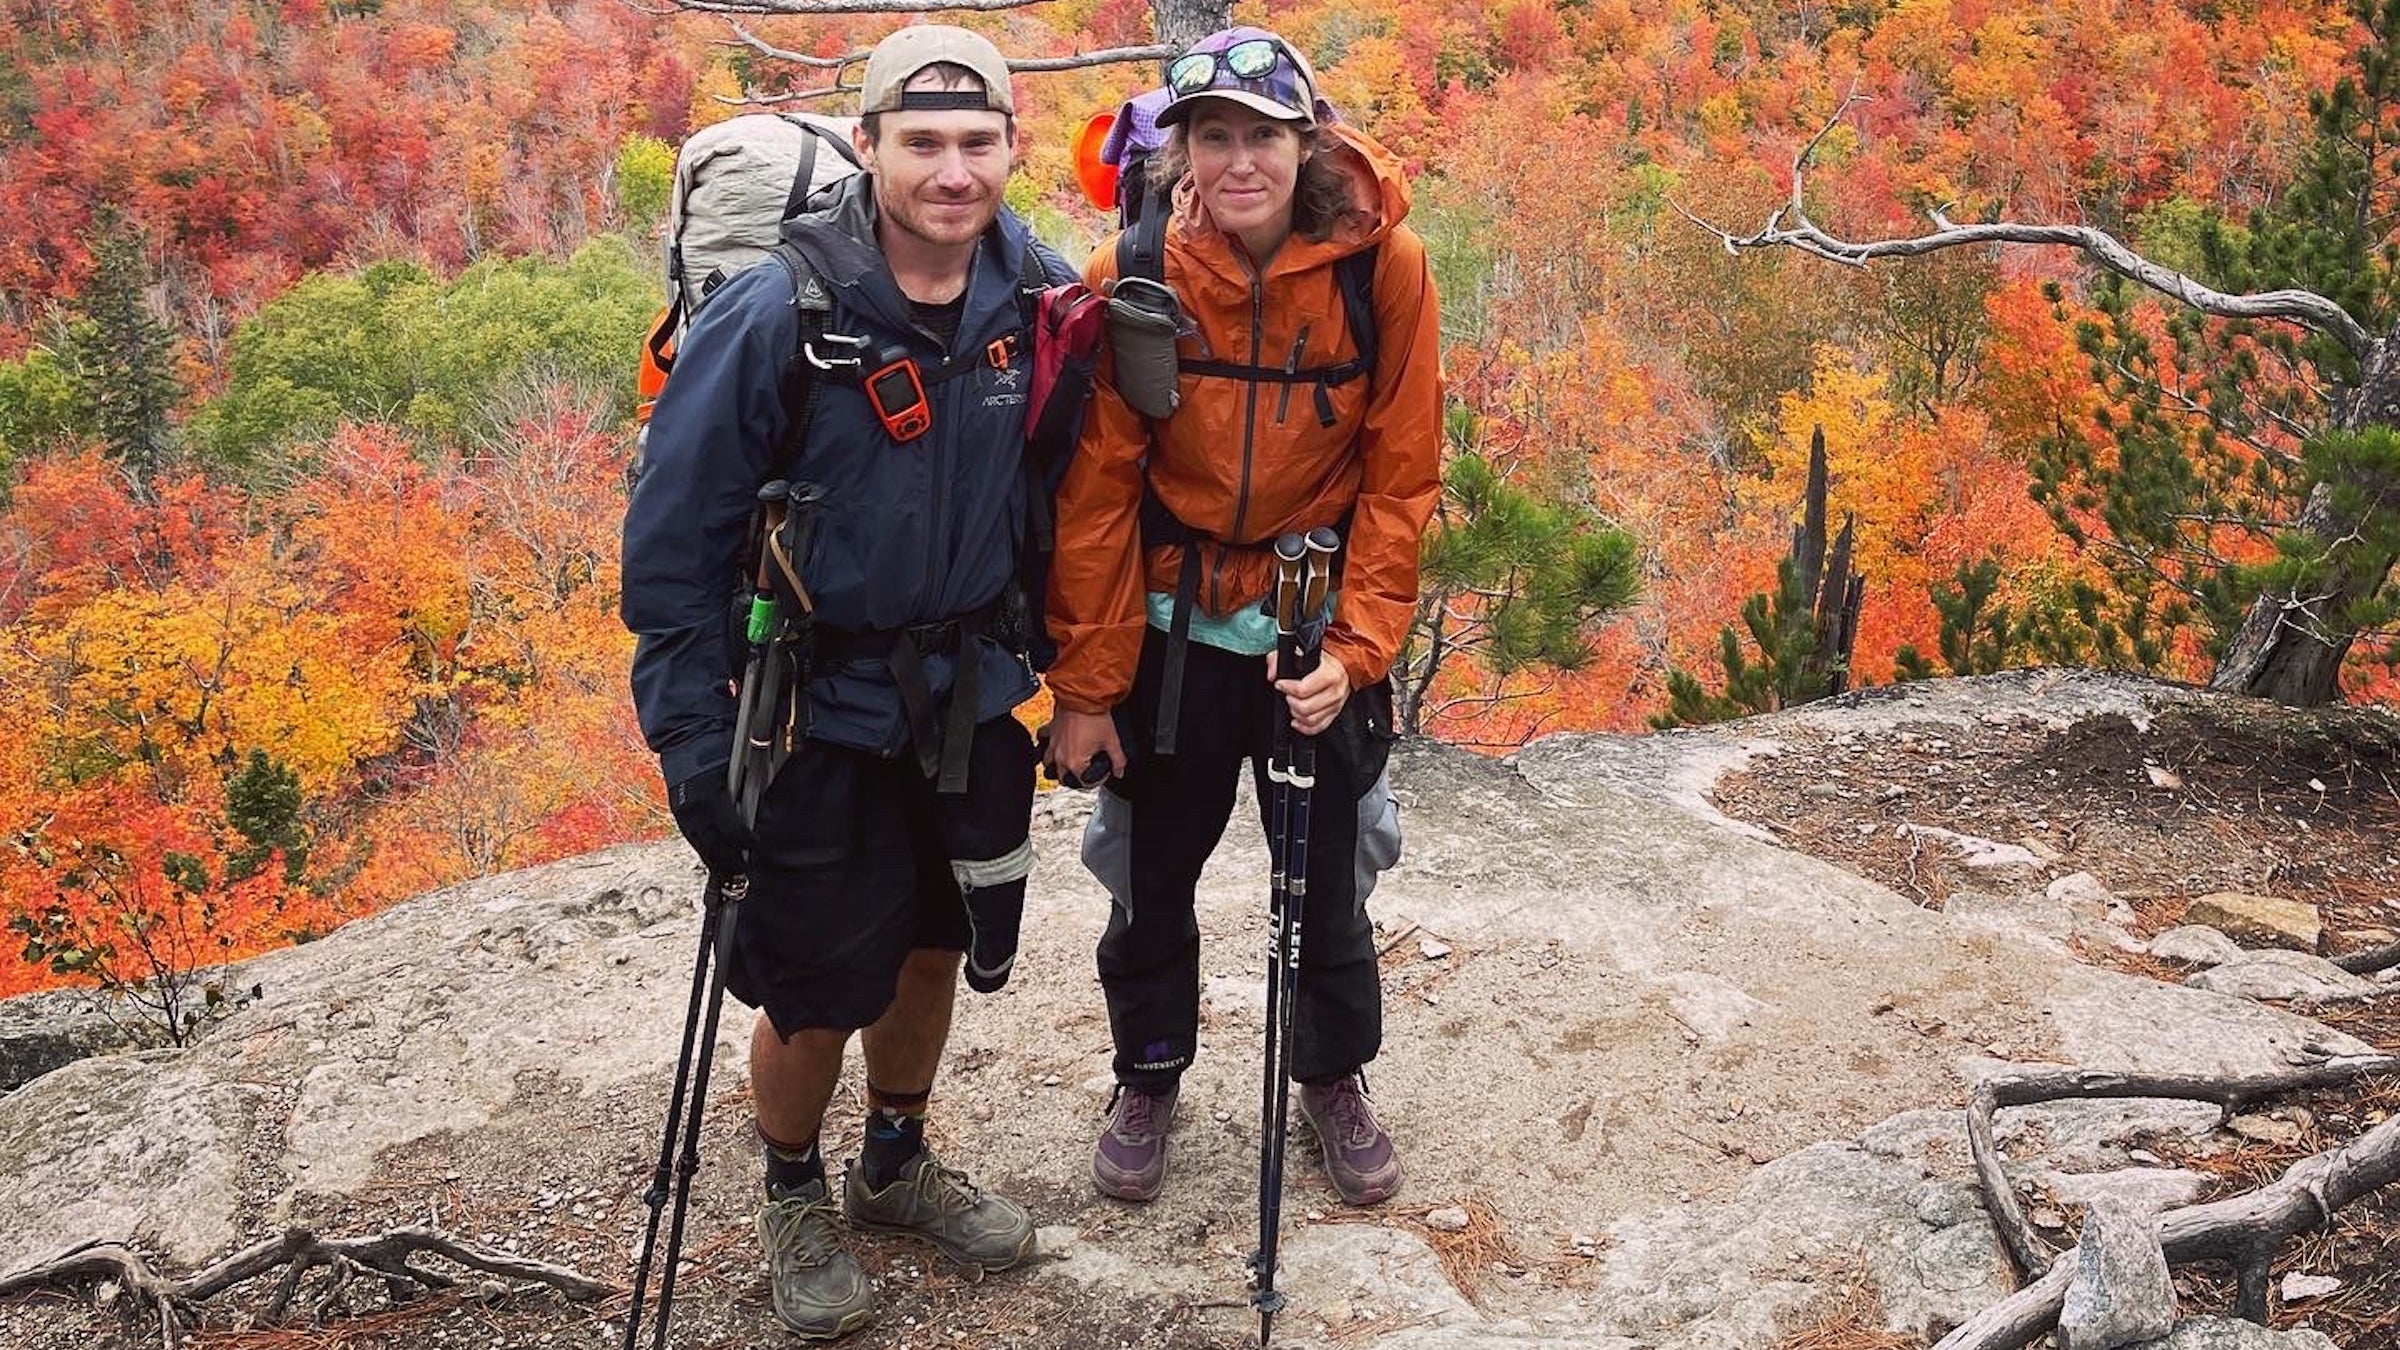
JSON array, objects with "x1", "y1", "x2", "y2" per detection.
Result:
[
  {"x1": 1680, "y1": 93, "x2": 2377, "y2": 363},
  {"x1": 714, "y1": 20, "x2": 1172, "y2": 104},
  {"x1": 1963, "y1": 1053, "x2": 2400, "y2": 1277},
  {"x1": 726, "y1": 21, "x2": 1170, "y2": 73}
]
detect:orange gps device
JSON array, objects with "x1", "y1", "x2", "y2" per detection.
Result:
[{"x1": 864, "y1": 356, "x2": 931, "y2": 443}]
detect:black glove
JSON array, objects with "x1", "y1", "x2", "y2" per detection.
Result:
[{"x1": 668, "y1": 767, "x2": 753, "y2": 879}]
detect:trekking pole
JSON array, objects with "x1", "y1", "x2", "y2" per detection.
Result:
[
  {"x1": 1250, "y1": 530, "x2": 1331, "y2": 1347},
  {"x1": 625, "y1": 482, "x2": 807, "y2": 1350}
]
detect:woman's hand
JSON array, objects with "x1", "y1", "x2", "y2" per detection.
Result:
[
  {"x1": 1268, "y1": 650, "x2": 1352, "y2": 737},
  {"x1": 1042, "y1": 707, "x2": 1127, "y2": 787}
]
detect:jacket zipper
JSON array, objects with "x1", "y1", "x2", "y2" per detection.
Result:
[
  {"x1": 1276, "y1": 325, "x2": 1308, "y2": 424},
  {"x1": 913, "y1": 261, "x2": 967, "y2": 755},
  {"x1": 1217, "y1": 267, "x2": 1267, "y2": 614}
]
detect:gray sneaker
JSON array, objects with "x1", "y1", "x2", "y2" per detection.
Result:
[
  {"x1": 841, "y1": 1152, "x2": 1036, "y2": 1274},
  {"x1": 757, "y1": 1180, "x2": 875, "y2": 1340}
]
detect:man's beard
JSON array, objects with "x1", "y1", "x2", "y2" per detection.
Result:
[{"x1": 882, "y1": 188, "x2": 997, "y2": 249}]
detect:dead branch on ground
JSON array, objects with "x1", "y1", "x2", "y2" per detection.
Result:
[{"x1": 2333, "y1": 938, "x2": 2400, "y2": 976}]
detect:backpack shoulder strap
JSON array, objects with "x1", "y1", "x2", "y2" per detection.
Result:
[
  {"x1": 768, "y1": 241, "x2": 836, "y2": 480},
  {"x1": 1016, "y1": 240, "x2": 1049, "y2": 333},
  {"x1": 776, "y1": 116, "x2": 864, "y2": 222},
  {"x1": 1335, "y1": 243, "x2": 1380, "y2": 389},
  {"x1": 1115, "y1": 182, "x2": 1171, "y2": 286}
]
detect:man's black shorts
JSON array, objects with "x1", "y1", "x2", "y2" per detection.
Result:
[{"x1": 723, "y1": 715, "x2": 1037, "y2": 1037}]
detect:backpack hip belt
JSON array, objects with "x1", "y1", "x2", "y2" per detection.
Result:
[
  {"x1": 813, "y1": 594, "x2": 1014, "y2": 794},
  {"x1": 1138, "y1": 489, "x2": 1350, "y2": 757}
]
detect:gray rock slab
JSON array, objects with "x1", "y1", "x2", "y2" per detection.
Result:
[
  {"x1": 2187, "y1": 950, "x2": 2381, "y2": 1003},
  {"x1": 0, "y1": 1052, "x2": 262, "y2": 1272},
  {"x1": 2147, "y1": 926, "x2": 2248, "y2": 969},
  {"x1": 2040, "y1": 1167, "x2": 2212, "y2": 1214},
  {"x1": 0, "y1": 986, "x2": 159, "y2": 1093},
  {"x1": 2132, "y1": 1316, "x2": 2341, "y2": 1349},
  {"x1": 2, "y1": 678, "x2": 2380, "y2": 1350}
]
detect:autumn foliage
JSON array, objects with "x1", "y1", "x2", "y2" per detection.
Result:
[{"x1": 3, "y1": 0, "x2": 2397, "y2": 1005}]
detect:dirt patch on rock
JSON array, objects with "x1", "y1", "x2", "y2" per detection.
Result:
[{"x1": 1710, "y1": 696, "x2": 2400, "y2": 954}]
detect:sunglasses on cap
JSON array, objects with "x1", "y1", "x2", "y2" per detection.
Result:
[{"x1": 1166, "y1": 37, "x2": 1306, "y2": 97}]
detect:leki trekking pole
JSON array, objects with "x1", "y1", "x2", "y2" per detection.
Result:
[
  {"x1": 1250, "y1": 527, "x2": 1339, "y2": 1347},
  {"x1": 625, "y1": 481, "x2": 815, "y2": 1350}
]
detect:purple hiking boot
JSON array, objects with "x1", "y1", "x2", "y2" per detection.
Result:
[
  {"x1": 1298, "y1": 1074, "x2": 1403, "y2": 1206},
  {"x1": 1091, "y1": 1084, "x2": 1177, "y2": 1202}
]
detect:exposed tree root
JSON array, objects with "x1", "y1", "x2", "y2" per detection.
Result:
[
  {"x1": 0, "y1": 1226, "x2": 606, "y2": 1349},
  {"x1": 1964, "y1": 1052, "x2": 2400, "y2": 1276},
  {"x1": 1938, "y1": 1095, "x2": 2400, "y2": 1350}
]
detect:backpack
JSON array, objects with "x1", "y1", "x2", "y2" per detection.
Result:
[{"x1": 637, "y1": 112, "x2": 863, "y2": 424}]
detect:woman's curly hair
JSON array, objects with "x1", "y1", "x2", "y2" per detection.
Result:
[{"x1": 1149, "y1": 122, "x2": 1352, "y2": 244}]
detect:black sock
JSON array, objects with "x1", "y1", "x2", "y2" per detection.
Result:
[
  {"x1": 760, "y1": 1127, "x2": 824, "y2": 1199},
  {"x1": 861, "y1": 1084, "x2": 930, "y2": 1190}
]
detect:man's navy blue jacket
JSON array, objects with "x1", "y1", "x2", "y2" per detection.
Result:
[{"x1": 623, "y1": 175, "x2": 1076, "y2": 790}]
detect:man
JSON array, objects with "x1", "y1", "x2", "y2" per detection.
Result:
[{"x1": 621, "y1": 26, "x2": 1072, "y2": 1341}]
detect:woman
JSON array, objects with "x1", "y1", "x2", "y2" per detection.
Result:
[{"x1": 1041, "y1": 27, "x2": 1443, "y2": 1207}]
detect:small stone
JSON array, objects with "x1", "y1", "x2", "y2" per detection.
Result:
[
  {"x1": 2147, "y1": 925, "x2": 2247, "y2": 968},
  {"x1": 1214, "y1": 1109, "x2": 1232, "y2": 1123},
  {"x1": 2182, "y1": 891, "x2": 2321, "y2": 953},
  {"x1": 1420, "y1": 938, "x2": 1453, "y2": 960},
  {"x1": 1425, "y1": 1206, "x2": 1470, "y2": 1232},
  {"x1": 2281, "y1": 1272, "x2": 2342, "y2": 1301},
  {"x1": 1040, "y1": 1074, "x2": 1061, "y2": 1087},
  {"x1": 2143, "y1": 763, "x2": 2184, "y2": 790},
  {"x1": 2227, "y1": 1113, "x2": 2303, "y2": 1146}
]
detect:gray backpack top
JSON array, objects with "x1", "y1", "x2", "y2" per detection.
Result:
[{"x1": 662, "y1": 112, "x2": 862, "y2": 337}]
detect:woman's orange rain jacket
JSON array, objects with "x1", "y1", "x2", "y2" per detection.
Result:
[{"x1": 1043, "y1": 123, "x2": 1444, "y2": 716}]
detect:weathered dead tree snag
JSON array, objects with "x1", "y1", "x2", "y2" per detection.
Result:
[
  {"x1": 1937, "y1": 1054, "x2": 2400, "y2": 1350},
  {"x1": 1680, "y1": 76, "x2": 2400, "y2": 709},
  {"x1": 0, "y1": 1226, "x2": 607, "y2": 1350}
]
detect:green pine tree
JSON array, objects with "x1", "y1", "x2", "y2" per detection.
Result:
[
  {"x1": 224, "y1": 750, "x2": 309, "y2": 885},
  {"x1": 2015, "y1": 0, "x2": 2400, "y2": 701},
  {"x1": 64, "y1": 211, "x2": 182, "y2": 489},
  {"x1": 1394, "y1": 408, "x2": 1641, "y2": 737}
]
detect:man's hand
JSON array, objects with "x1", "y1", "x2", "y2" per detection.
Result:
[
  {"x1": 669, "y1": 767, "x2": 753, "y2": 879},
  {"x1": 1269, "y1": 650, "x2": 1352, "y2": 737},
  {"x1": 1042, "y1": 707, "x2": 1126, "y2": 788}
]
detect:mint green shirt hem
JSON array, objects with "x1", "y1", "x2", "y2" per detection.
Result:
[{"x1": 1145, "y1": 590, "x2": 1279, "y2": 656}]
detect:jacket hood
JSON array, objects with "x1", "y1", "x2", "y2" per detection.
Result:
[{"x1": 1171, "y1": 121, "x2": 1411, "y2": 283}]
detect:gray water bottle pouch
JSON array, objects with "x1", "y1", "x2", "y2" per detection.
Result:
[{"x1": 1105, "y1": 276, "x2": 1184, "y2": 420}]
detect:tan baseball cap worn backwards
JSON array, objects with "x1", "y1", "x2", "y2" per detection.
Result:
[{"x1": 860, "y1": 25, "x2": 1015, "y2": 117}]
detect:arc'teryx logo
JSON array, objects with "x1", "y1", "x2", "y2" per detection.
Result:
[{"x1": 982, "y1": 360, "x2": 1026, "y2": 408}]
